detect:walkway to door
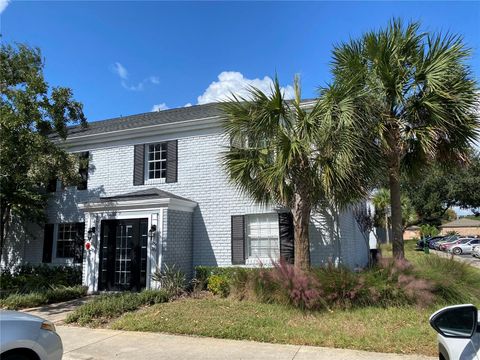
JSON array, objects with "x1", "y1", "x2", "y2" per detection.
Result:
[{"x1": 22, "y1": 296, "x2": 93, "y2": 324}]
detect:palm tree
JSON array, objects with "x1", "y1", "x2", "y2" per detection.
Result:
[
  {"x1": 220, "y1": 77, "x2": 373, "y2": 270},
  {"x1": 372, "y1": 188, "x2": 391, "y2": 244},
  {"x1": 323, "y1": 19, "x2": 479, "y2": 259},
  {"x1": 372, "y1": 188, "x2": 418, "y2": 244}
]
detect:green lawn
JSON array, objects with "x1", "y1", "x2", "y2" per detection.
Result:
[
  {"x1": 111, "y1": 297, "x2": 436, "y2": 355},
  {"x1": 76, "y1": 241, "x2": 480, "y2": 356}
]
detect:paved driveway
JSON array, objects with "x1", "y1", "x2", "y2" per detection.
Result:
[{"x1": 58, "y1": 326, "x2": 436, "y2": 360}]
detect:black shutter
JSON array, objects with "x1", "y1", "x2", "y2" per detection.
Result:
[
  {"x1": 74, "y1": 222, "x2": 85, "y2": 263},
  {"x1": 166, "y1": 140, "x2": 178, "y2": 183},
  {"x1": 133, "y1": 144, "x2": 145, "y2": 186},
  {"x1": 47, "y1": 179, "x2": 57, "y2": 193},
  {"x1": 42, "y1": 224, "x2": 54, "y2": 263},
  {"x1": 77, "y1": 152, "x2": 89, "y2": 190},
  {"x1": 231, "y1": 215, "x2": 245, "y2": 265},
  {"x1": 279, "y1": 212, "x2": 294, "y2": 264}
]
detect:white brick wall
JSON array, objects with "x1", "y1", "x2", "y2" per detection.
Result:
[{"x1": 5, "y1": 125, "x2": 369, "y2": 272}]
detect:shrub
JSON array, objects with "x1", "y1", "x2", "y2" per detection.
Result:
[
  {"x1": 65, "y1": 289, "x2": 170, "y2": 326},
  {"x1": 152, "y1": 264, "x2": 186, "y2": 297},
  {"x1": 314, "y1": 266, "x2": 369, "y2": 309},
  {"x1": 0, "y1": 285, "x2": 87, "y2": 310},
  {"x1": 0, "y1": 264, "x2": 82, "y2": 295},
  {"x1": 207, "y1": 274, "x2": 230, "y2": 297},
  {"x1": 194, "y1": 266, "x2": 241, "y2": 290}
]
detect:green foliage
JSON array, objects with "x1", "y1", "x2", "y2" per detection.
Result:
[
  {"x1": 402, "y1": 152, "x2": 480, "y2": 222},
  {"x1": 419, "y1": 224, "x2": 439, "y2": 238},
  {"x1": 0, "y1": 264, "x2": 82, "y2": 295},
  {"x1": 372, "y1": 188, "x2": 417, "y2": 228},
  {"x1": 65, "y1": 289, "x2": 170, "y2": 326},
  {"x1": 220, "y1": 76, "x2": 374, "y2": 268},
  {"x1": 194, "y1": 266, "x2": 242, "y2": 289},
  {"x1": 0, "y1": 43, "x2": 87, "y2": 256},
  {"x1": 151, "y1": 264, "x2": 186, "y2": 297},
  {"x1": 0, "y1": 285, "x2": 87, "y2": 310},
  {"x1": 324, "y1": 18, "x2": 479, "y2": 258},
  {"x1": 207, "y1": 275, "x2": 230, "y2": 297}
]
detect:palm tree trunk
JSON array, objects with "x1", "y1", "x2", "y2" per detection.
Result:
[
  {"x1": 388, "y1": 157, "x2": 404, "y2": 259},
  {"x1": 291, "y1": 191, "x2": 311, "y2": 270}
]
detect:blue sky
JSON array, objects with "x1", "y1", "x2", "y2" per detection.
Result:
[{"x1": 1, "y1": 1, "x2": 479, "y2": 122}]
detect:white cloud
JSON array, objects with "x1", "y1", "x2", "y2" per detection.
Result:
[
  {"x1": 197, "y1": 71, "x2": 295, "y2": 105},
  {"x1": 184, "y1": 103, "x2": 192, "y2": 107},
  {"x1": 149, "y1": 76, "x2": 160, "y2": 85},
  {"x1": 111, "y1": 62, "x2": 159, "y2": 91},
  {"x1": 0, "y1": 0, "x2": 10, "y2": 14},
  {"x1": 113, "y1": 62, "x2": 128, "y2": 80},
  {"x1": 151, "y1": 103, "x2": 169, "y2": 112}
]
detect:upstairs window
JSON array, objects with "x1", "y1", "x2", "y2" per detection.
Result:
[{"x1": 147, "y1": 143, "x2": 167, "y2": 179}]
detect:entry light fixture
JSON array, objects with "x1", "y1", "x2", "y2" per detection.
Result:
[
  {"x1": 149, "y1": 225, "x2": 157, "y2": 238},
  {"x1": 87, "y1": 227, "x2": 96, "y2": 240}
]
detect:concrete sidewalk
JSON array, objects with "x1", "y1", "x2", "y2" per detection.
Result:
[
  {"x1": 58, "y1": 326, "x2": 436, "y2": 360},
  {"x1": 23, "y1": 296, "x2": 92, "y2": 324}
]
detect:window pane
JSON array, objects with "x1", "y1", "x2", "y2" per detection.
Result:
[{"x1": 245, "y1": 214, "x2": 279, "y2": 259}]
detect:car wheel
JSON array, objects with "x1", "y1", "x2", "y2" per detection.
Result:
[
  {"x1": 1, "y1": 349, "x2": 39, "y2": 360},
  {"x1": 452, "y1": 247, "x2": 462, "y2": 255}
]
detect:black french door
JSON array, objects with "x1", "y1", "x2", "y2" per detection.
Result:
[{"x1": 98, "y1": 219, "x2": 148, "y2": 291}]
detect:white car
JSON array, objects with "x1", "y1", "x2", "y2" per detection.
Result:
[
  {"x1": 473, "y1": 245, "x2": 480, "y2": 259},
  {"x1": 448, "y1": 238, "x2": 480, "y2": 255},
  {"x1": 0, "y1": 310, "x2": 63, "y2": 360},
  {"x1": 430, "y1": 304, "x2": 480, "y2": 360}
]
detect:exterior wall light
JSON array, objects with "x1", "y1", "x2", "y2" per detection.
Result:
[
  {"x1": 87, "y1": 227, "x2": 96, "y2": 240},
  {"x1": 149, "y1": 224, "x2": 157, "y2": 238}
]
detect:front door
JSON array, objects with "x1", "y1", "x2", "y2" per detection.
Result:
[{"x1": 98, "y1": 219, "x2": 148, "y2": 291}]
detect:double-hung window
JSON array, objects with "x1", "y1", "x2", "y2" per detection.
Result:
[
  {"x1": 245, "y1": 213, "x2": 279, "y2": 259},
  {"x1": 56, "y1": 223, "x2": 79, "y2": 258},
  {"x1": 147, "y1": 143, "x2": 167, "y2": 179}
]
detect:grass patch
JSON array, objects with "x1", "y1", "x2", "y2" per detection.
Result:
[
  {"x1": 75, "y1": 240, "x2": 480, "y2": 355},
  {"x1": 385, "y1": 240, "x2": 480, "y2": 306},
  {"x1": 65, "y1": 289, "x2": 170, "y2": 326},
  {"x1": 111, "y1": 297, "x2": 436, "y2": 356},
  {"x1": 0, "y1": 285, "x2": 87, "y2": 310}
]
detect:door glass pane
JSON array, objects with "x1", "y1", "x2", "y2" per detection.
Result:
[{"x1": 115, "y1": 224, "x2": 133, "y2": 287}]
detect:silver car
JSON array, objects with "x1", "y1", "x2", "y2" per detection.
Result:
[
  {"x1": 473, "y1": 245, "x2": 480, "y2": 259},
  {"x1": 430, "y1": 304, "x2": 480, "y2": 360},
  {"x1": 448, "y1": 238, "x2": 480, "y2": 255},
  {"x1": 0, "y1": 311, "x2": 63, "y2": 360}
]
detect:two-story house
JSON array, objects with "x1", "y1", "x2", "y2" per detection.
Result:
[{"x1": 3, "y1": 101, "x2": 369, "y2": 293}]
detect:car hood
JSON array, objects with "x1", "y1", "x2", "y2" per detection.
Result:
[{"x1": 0, "y1": 310, "x2": 45, "y2": 323}]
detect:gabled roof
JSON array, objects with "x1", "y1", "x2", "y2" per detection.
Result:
[
  {"x1": 99, "y1": 188, "x2": 193, "y2": 203},
  {"x1": 440, "y1": 218, "x2": 480, "y2": 228}
]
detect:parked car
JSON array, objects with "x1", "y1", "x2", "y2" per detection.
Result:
[
  {"x1": 430, "y1": 304, "x2": 479, "y2": 360},
  {"x1": 439, "y1": 238, "x2": 473, "y2": 252},
  {"x1": 434, "y1": 235, "x2": 459, "y2": 250},
  {"x1": 417, "y1": 236, "x2": 444, "y2": 249},
  {"x1": 428, "y1": 236, "x2": 446, "y2": 249},
  {"x1": 473, "y1": 245, "x2": 480, "y2": 259},
  {"x1": 448, "y1": 238, "x2": 480, "y2": 255},
  {"x1": 0, "y1": 310, "x2": 63, "y2": 360}
]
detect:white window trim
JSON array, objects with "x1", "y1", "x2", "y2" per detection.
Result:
[
  {"x1": 144, "y1": 142, "x2": 167, "y2": 183},
  {"x1": 244, "y1": 213, "x2": 280, "y2": 263},
  {"x1": 51, "y1": 223, "x2": 75, "y2": 265}
]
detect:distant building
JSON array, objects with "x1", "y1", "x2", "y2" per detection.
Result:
[
  {"x1": 403, "y1": 226, "x2": 421, "y2": 240},
  {"x1": 440, "y1": 218, "x2": 480, "y2": 237}
]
